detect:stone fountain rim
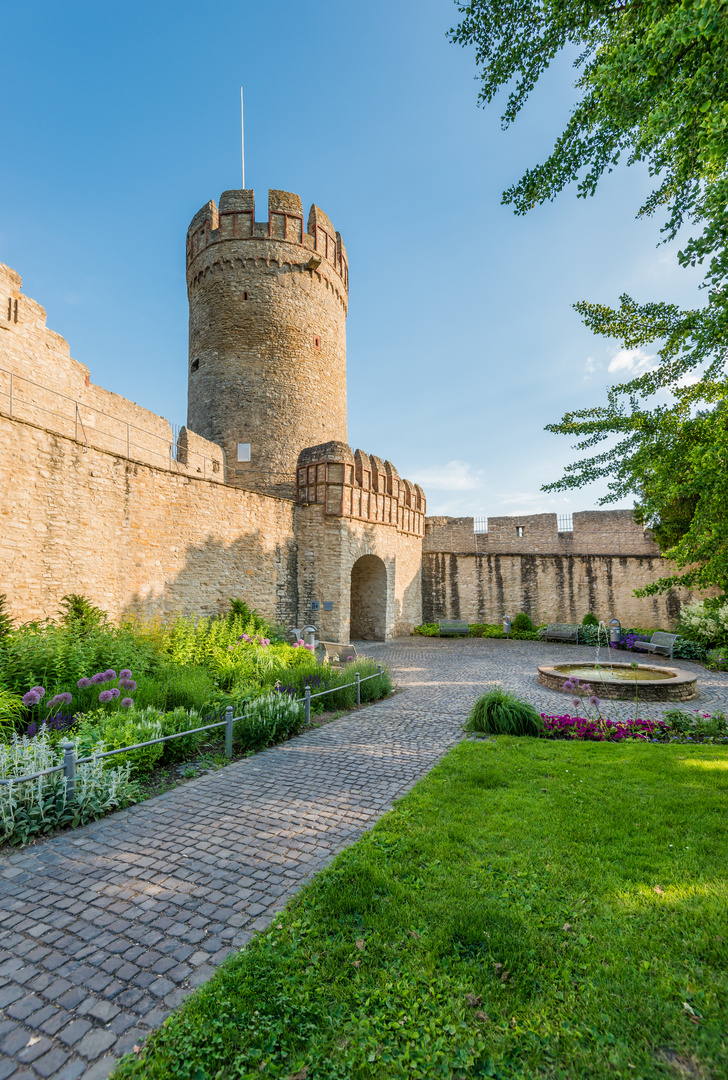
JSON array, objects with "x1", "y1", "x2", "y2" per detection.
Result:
[{"x1": 537, "y1": 660, "x2": 698, "y2": 701}]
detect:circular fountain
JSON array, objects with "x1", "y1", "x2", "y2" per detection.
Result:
[{"x1": 537, "y1": 662, "x2": 698, "y2": 701}]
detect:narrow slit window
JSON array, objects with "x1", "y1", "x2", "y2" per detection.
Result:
[
  {"x1": 190, "y1": 358, "x2": 200, "y2": 372},
  {"x1": 242, "y1": 291, "x2": 249, "y2": 300},
  {"x1": 237, "y1": 443, "x2": 251, "y2": 462},
  {"x1": 7, "y1": 298, "x2": 11, "y2": 321},
  {"x1": 313, "y1": 335, "x2": 321, "y2": 349},
  {"x1": 516, "y1": 526, "x2": 525, "y2": 537}
]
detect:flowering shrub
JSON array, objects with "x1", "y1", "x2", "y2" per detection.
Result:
[
  {"x1": 76, "y1": 708, "x2": 164, "y2": 776},
  {"x1": 541, "y1": 714, "x2": 670, "y2": 741},
  {"x1": 677, "y1": 598, "x2": 728, "y2": 647},
  {"x1": 235, "y1": 692, "x2": 304, "y2": 751},
  {"x1": 0, "y1": 731, "x2": 136, "y2": 846}
]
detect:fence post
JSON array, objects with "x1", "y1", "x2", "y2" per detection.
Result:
[
  {"x1": 377, "y1": 664, "x2": 382, "y2": 680},
  {"x1": 62, "y1": 741, "x2": 76, "y2": 800},
  {"x1": 304, "y1": 687, "x2": 311, "y2": 726},
  {"x1": 355, "y1": 672, "x2": 361, "y2": 706},
  {"x1": 225, "y1": 706, "x2": 233, "y2": 758}
]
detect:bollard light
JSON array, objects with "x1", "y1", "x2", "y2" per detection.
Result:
[{"x1": 608, "y1": 617, "x2": 622, "y2": 646}]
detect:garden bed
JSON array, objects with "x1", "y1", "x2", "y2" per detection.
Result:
[{"x1": 113, "y1": 737, "x2": 728, "y2": 1079}]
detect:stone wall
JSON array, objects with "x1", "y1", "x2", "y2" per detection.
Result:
[
  {"x1": 0, "y1": 263, "x2": 224, "y2": 480},
  {"x1": 422, "y1": 552, "x2": 694, "y2": 630},
  {"x1": 0, "y1": 410, "x2": 298, "y2": 627}
]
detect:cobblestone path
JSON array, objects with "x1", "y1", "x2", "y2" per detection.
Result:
[{"x1": 1, "y1": 639, "x2": 726, "y2": 1079}]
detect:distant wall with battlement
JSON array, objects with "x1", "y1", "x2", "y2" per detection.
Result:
[
  {"x1": 421, "y1": 513, "x2": 703, "y2": 629},
  {"x1": 424, "y1": 511, "x2": 658, "y2": 556}
]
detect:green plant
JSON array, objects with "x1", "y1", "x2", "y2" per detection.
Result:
[
  {"x1": 0, "y1": 731, "x2": 136, "y2": 846},
  {"x1": 0, "y1": 595, "x2": 14, "y2": 641},
  {"x1": 677, "y1": 597, "x2": 728, "y2": 647},
  {"x1": 157, "y1": 707, "x2": 211, "y2": 765},
  {"x1": 76, "y1": 708, "x2": 164, "y2": 777},
  {"x1": 132, "y1": 664, "x2": 215, "y2": 713},
  {"x1": 57, "y1": 594, "x2": 108, "y2": 634},
  {"x1": 663, "y1": 708, "x2": 728, "y2": 743},
  {"x1": 412, "y1": 623, "x2": 439, "y2": 637},
  {"x1": 512, "y1": 612, "x2": 535, "y2": 633},
  {"x1": 581, "y1": 613, "x2": 599, "y2": 626},
  {"x1": 0, "y1": 685, "x2": 24, "y2": 738},
  {"x1": 465, "y1": 686, "x2": 543, "y2": 736}
]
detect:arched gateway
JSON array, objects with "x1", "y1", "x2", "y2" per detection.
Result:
[{"x1": 350, "y1": 555, "x2": 387, "y2": 640}]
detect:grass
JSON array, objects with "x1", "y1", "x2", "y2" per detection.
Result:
[{"x1": 114, "y1": 738, "x2": 728, "y2": 1080}]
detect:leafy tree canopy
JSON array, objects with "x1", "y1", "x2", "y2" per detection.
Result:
[{"x1": 450, "y1": 0, "x2": 728, "y2": 592}]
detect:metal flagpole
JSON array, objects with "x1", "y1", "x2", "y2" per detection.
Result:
[{"x1": 240, "y1": 87, "x2": 245, "y2": 189}]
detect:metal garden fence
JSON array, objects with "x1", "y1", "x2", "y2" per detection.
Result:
[{"x1": 0, "y1": 666, "x2": 384, "y2": 791}]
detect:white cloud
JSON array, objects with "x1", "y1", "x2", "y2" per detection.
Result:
[
  {"x1": 584, "y1": 356, "x2": 599, "y2": 375},
  {"x1": 410, "y1": 460, "x2": 484, "y2": 492},
  {"x1": 607, "y1": 348, "x2": 656, "y2": 375}
]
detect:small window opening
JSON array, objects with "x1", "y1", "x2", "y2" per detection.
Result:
[
  {"x1": 237, "y1": 442, "x2": 251, "y2": 463},
  {"x1": 191, "y1": 358, "x2": 200, "y2": 372},
  {"x1": 7, "y1": 298, "x2": 18, "y2": 323},
  {"x1": 313, "y1": 334, "x2": 321, "y2": 349},
  {"x1": 6, "y1": 298, "x2": 11, "y2": 321},
  {"x1": 516, "y1": 526, "x2": 525, "y2": 537},
  {"x1": 242, "y1": 291, "x2": 249, "y2": 300}
]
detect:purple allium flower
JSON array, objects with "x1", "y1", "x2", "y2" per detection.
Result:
[
  {"x1": 108, "y1": 688, "x2": 119, "y2": 699},
  {"x1": 581, "y1": 684, "x2": 592, "y2": 695},
  {"x1": 563, "y1": 680, "x2": 574, "y2": 691},
  {"x1": 589, "y1": 696, "x2": 599, "y2": 707},
  {"x1": 23, "y1": 690, "x2": 41, "y2": 706},
  {"x1": 120, "y1": 697, "x2": 133, "y2": 708},
  {"x1": 572, "y1": 698, "x2": 580, "y2": 709},
  {"x1": 119, "y1": 669, "x2": 132, "y2": 679},
  {"x1": 347, "y1": 656, "x2": 354, "y2": 661},
  {"x1": 98, "y1": 690, "x2": 113, "y2": 704},
  {"x1": 304, "y1": 643, "x2": 315, "y2": 652},
  {"x1": 104, "y1": 669, "x2": 117, "y2": 681},
  {"x1": 120, "y1": 679, "x2": 137, "y2": 691},
  {"x1": 77, "y1": 677, "x2": 91, "y2": 689},
  {"x1": 91, "y1": 672, "x2": 106, "y2": 685},
  {"x1": 31, "y1": 686, "x2": 46, "y2": 698}
]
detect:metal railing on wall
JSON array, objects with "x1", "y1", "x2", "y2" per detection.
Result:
[
  {"x1": 0, "y1": 367, "x2": 218, "y2": 479},
  {"x1": 0, "y1": 667, "x2": 384, "y2": 790}
]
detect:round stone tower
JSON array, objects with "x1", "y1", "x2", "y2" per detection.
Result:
[{"x1": 186, "y1": 188, "x2": 348, "y2": 497}]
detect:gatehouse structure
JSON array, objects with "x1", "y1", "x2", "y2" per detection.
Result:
[{"x1": 0, "y1": 187, "x2": 700, "y2": 636}]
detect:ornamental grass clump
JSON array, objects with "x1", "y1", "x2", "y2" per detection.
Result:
[
  {"x1": 0, "y1": 731, "x2": 136, "y2": 846},
  {"x1": 466, "y1": 687, "x2": 543, "y2": 736}
]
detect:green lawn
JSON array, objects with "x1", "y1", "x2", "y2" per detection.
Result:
[{"x1": 114, "y1": 739, "x2": 728, "y2": 1080}]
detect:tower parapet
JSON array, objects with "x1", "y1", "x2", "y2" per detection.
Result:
[
  {"x1": 186, "y1": 189, "x2": 348, "y2": 498},
  {"x1": 296, "y1": 441, "x2": 426, "y2": 537}
]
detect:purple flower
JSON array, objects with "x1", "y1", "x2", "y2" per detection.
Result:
[
  {"x1": 77, "y1": 677, "x2": 91, "y2": 689},
  {"x1": 347, "y1": 656, "x2": 354, "y2": 661},
  {"x1": 124, "y1": 680, "x2": 137, "y2": 691},
  {"x1": 120, "y1": 697, "x2": 133, "y2": 708},
  {"x1": 104, "y1": 669, "x2": 117, "y2": 681},
  {"x1": 23, "y1": 690, "x2": 41, "y2": 706},
  {"x1": 90, "y1": 672, "x2": 106, "y2": 685},
  {"x1": 572, "y1": 698, "x2": 580, "y2": 709},
  {"x1": 562, "y1": 680, "x2": 575, "y2": 691},
  {"x1": 31, "y1": 686, "x2": 46, "y2": 698},
  {"x1": 589, "y1": 696, "x2": 599, "y2": 707},
  {"x1": 98, "y1": 690, "x2": 113, "y2": 704},
  {"x1": 238, "y1": 633, "x2": 251, "y2": 643},
  {"x1": 109, "y1": 688, "x2": 120, "y2": 699},
  {"x1": 119, "y1": 669, "x2": 132, "y2": 679},
  {"x1": 27, "y1": 721, "x2": 37, "y2": 736}
]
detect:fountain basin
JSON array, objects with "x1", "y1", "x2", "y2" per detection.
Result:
[{"x1": 538, "y1": 661, "x2": 698, "y2": 701}]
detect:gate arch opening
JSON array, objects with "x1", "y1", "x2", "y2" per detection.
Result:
[{"x1": 350, "y1": 555, "x2": 387, "y2": 640}]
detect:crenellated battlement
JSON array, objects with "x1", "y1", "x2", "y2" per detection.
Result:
[
  {"x1": 296, "y1": 441, "x2": 426, "y2": 537},
  {"x1": 186, "y1": 189, "x2": 348, "y2": 292}
]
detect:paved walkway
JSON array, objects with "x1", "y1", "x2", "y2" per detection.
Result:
[{"x1": 1, "y1": 639, "x2": 726, "y2": 1079}]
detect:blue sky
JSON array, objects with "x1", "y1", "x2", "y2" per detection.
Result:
[{"x1": 0, "y1": 0, "x2": 702, "y2": 516}]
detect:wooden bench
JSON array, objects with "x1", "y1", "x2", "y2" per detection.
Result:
[
  {"x1": 630, "y1": 631, "x2": 679, "y2": 660},
  {"x1": 438, "y1": 619, "x2": 470, "y2": 637},
  {"x1": 539, "y1": 623, "x2": 580, "y2": 644},
  {"x1": 319, "y1": 641, "x2": 358, "y2": 664}
]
